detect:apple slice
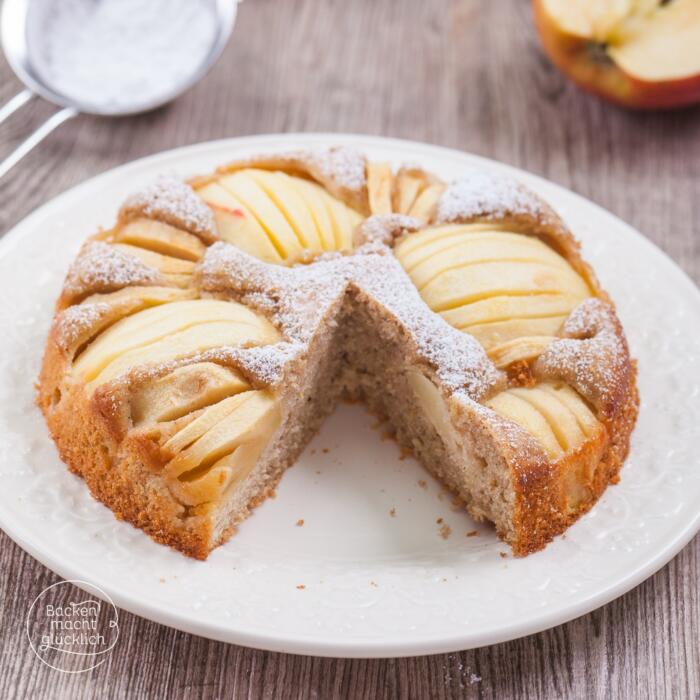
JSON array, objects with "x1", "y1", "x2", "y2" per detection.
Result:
[
  {"x1": 163, "y1": 395, "x2": 275, "y2": 508},
  {"x1": 111, "y1": 243, "x2": 195, "y2": 276},
  {"x1": 75, "y1": 299, "x2": 278, "y2": 381},
  {"x1": 93, "y1": 320, "x2": 278, "y2": 386},
  {"x1": 403, "y1": 230, "x2": 569, "y2": 280},
  {"x1": 206, "y1": 168, "x2": 361, "y2": 256},
  {"x1": 487, "y1": 336, "x2": 555, "y2": 369},
  {"x1": 407, "y1": 369, "x2": 459, "y2": 451},
  {"x1": 440, "y1": 293, "x2": 581, "y2": 328},
  {"x1": 217, "y1": 172, "x2": 304, "y2": 261},
  {"x1": 539, "y1": 382, "x2": 600, "y2": 437},
  {"x1": 407, "y1": 183, "x2": 445, "y2": 221},
  {"x1": 169, "y1": 439, "x2": 267, "y2": 506},
  {"x1": 288, "y1": 177, "x2": 338, "y2": 251},
  {"x1": 131, "y1": 362, "x2": 250, "y2": 425},
  {"x1": 510, "y1": 386, "x2": 585, "y2": 452},
  {"x1": 165, "y1": 391, "x2": 280, "y2": 479},
  {"x1": 367, "y1": 162, "x2": 393, "y2": 215},
  {"x1": 246, "y1": 170, "x2": 324, "y2": 252},
  {"x1": 163, "y1": 392, "x2": 256, "y2": 454},
  {"x1": 196, "y1": 182, "x2": 282, "y2": 263},
  {"x1": 111, "y1": 218, "x2": 206, "y2": 261},
  {"x1": 110, "y1": 243, "x2": 193, "y2": 287},
  {"x1": 395, "y1": 224, "x2": 504, "y2": 270},
  {"x1": 485, "y1": 391, "x2": 563, "y2": 458},
  {"x1": 406, "y1": 230, "x2": 591, "y2": 355},
  {"x1": 406, "y1": 234, "x2": 578, "y2": 290},
  {"x1": 534, "y1": 0, "x2": 700, "y2": 109},
  {"x1": 216, "y1": 439, "x2": 267, "y2": 490},
  {"x1": 421, "y1": 261, "x2": 590, "y2": 312},
  {"x1": 82, "y1": 285, "x2": 196, "y2": 308},
  {"x1": 324, "y1": 193, "x2": 362, "y2": 251},
  {"x1": 393, "y1": 169, "x2": 424, "y2": 215},
  {"x1": 464, "y1": 316, "x2": 567, "y2": 350},
  {"x1": 68, "y1": 286, "x2": 197, "y2": 353},
  {"x1": 170, "y1": 458, "x2": 234, "y2": 506}
]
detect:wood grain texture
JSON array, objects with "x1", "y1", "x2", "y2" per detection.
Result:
[{"x1": 0, "y1": 0, "x2": 698, "y2": 698}]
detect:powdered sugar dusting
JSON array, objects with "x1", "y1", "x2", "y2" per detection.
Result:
[
  {"x1": 307, "y1": 146, "x2": 366, "y2": 193},
  {"x1": 436, "y1": 167, "x2": 544, "y2": 223},
  {"x1": 204, "y1": 342, "x2": 306, "y2": 386},
  {"x1": 355, "y1": 214, "x2": 422, "y2": 248},
  {"x1": 121, "y1": 176, "x2": 217, "y2": 242},
  {"x1": 54, "y1": 301, "x2": 111, "y2": 351},
  {"x1": 63, "y1": 241, "x2": 163, "y2": 303},
  {"x1": 535, "y1": 299, "x2": 628, "y2": 416}
]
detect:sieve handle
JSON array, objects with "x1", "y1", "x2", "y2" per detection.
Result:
[
  {"x1": 0, "y1": 88, "x2": 34, "y2": 126},
  {"x1": 0, "y1": 98, "x2": 78, "y2": 180}
]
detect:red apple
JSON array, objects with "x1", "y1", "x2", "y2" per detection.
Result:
[{"x1": 533, "y1": 0, "x2": 700, "y2": 109}]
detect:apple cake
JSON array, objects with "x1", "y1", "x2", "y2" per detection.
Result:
[{"x1": 37, "y1": 146, "x2": 638, "y2": 559}]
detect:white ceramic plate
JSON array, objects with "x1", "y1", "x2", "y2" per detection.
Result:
[{"x1": 0, "y1": 134, "x2": 698, "y2": 658}]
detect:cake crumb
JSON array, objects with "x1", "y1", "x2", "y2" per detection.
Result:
[
  {"x1": 499, "y1": 551, "x2": 508, "y2": 559},
  {"x1": 450, "y1": 495, "x2": 464, "y2": 512},
  {"x1": 296, "y1": 519, "x2": 304, "y2": 527},
  {"x1": 417, "y1": 479, "x2": 427, "y2": 489},
  {"x1": 439, "y1": 523, "x2": 452, "y2": 539},
  {"x1": 436, "y1": 517, "x2": 443, "y2": 524},
  {"x1": 321, "y1": 447, "x2": 330, "y2": 454},
  {"x1": 466, "y1": 530, "x2": 478, "y2": 538},
  {"x1": 389, "y1": 507, "x2": 396, "y2": 517},
  {"x1": 370, "y1": 581, "x2": 378, "y2": 588},
  {"x1": 296, "y1": 584, "x2": 306, "y2": 590},
  {"x1": 159, "y1": 577, "x2": 166, "y2": 583}
]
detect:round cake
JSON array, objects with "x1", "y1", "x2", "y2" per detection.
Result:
[{"x1": 37, "y1": 146, "x2": 638, "y2": 559}]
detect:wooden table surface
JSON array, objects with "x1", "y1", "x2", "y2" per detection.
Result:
[{"x1": 0, "y1": 1, "x2": 698, "y2": 698}]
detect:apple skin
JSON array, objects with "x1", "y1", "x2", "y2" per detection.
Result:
[{"x1": 532, "y1": 0, "x2": 700, "y2": 110}]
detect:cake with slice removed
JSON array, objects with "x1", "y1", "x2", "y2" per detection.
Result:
[{"x1": 37, "y1": 146, "x2": 638, "y2": 558}]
